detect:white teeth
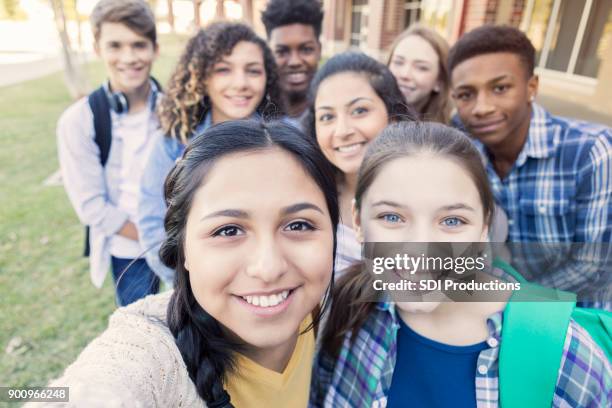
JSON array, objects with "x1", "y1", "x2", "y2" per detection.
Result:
[
  {"x1": 242, "y1": 290, "x2": 290, "y2": 308},
  {"x1": 336, "y1": 143, "x2": 364, "y2": 153}
]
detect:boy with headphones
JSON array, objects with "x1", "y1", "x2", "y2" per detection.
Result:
[{"x1": 57, "y1": 0, "x2": 161, "y2": 306}]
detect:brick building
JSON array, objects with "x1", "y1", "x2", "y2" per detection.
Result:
[{"x1": 314, "y1": 0, "x2": 612, "y2": 115}]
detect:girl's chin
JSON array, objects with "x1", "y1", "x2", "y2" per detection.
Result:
[{"x1": 396, "y1": 301, "x2": 442, "y2": 314}]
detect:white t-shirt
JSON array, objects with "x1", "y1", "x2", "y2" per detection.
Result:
[{"x1": 110, "y1": 109, "x2": 155, "y2": 258}]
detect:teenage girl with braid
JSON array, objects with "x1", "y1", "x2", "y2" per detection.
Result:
[{"x1": 36, "y1": 120, "x2": 338, "y2": 408}]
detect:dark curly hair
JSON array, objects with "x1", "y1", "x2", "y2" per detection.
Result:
[
  {"x1": 161, "y1": 119, "x2": 339, "y2": 408},
  {"x1": 261, "y1": 0, "x2": 324, "y2": 38},
  {"x1": 448, "y1": 25, "x2": 536, "y2": 78},
  {"x1": 158, "y1": 22, "x2": 283, "y2": 144},
  {"x1": 302, "y1": 52, "x2": 417, "y2": 148}
]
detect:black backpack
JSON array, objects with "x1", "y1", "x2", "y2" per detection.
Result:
[{"x1": 82, "y1": 78, "x2": 160, "y2": 256}]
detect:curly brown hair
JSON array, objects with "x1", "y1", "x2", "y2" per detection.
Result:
[{"x1": 159, "y1": 22, "x2": 283, "y2": 143}]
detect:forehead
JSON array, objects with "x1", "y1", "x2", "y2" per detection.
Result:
[
  {"x1": 365, "y1": 154, "x2": 482, "y2": 209},
  {"x1": 191, "y1": 148, "x2": 325, "y2": 211},
  {"x1": 219, "y1": 41, "x2": 263, "y2": 64},
  {"x1": 393, "y1": 35, "x2": 438, "y2": 62},
  {"x1": 451, "y1": 52, "x2": 527, "y2": 87},
  {"x1": 269, "y1": 23, "x2": 318, "y2": 46},
  {"x1": 315, "y1": 72, "x2": 380, "y2": 106},
  {"x1": 98, "y1": 22, "x2": 150, "y2": 43}
]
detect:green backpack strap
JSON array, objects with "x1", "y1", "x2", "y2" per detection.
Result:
[{"x1": 496, "y1": 258, "x2": 577, "y2": 408}]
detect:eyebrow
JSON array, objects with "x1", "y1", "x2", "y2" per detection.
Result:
[
  {"x1": 455, "y1": 74, "x2": 510, "y2": 89},
  {"x1": 316, "y1": 97, "x2": 373, "y2": 111},
  {"x1": 199, "y1": 202, "x2": 323, "y2": 222},
  {"x1": 371, "y1": 200, "x2": 407, "y2": 209},
  {"x1": 200, "y1": 209, "x2": 248, "y2": 221},
  {"x1": 371, "y1": 201, "x2": 476, "y2": 213},
  {"x1": 281, "y1": 202, "x2": 325, "y2": 216},
  {"x1": 438, "y1": 204, "x2": 476, "y2": 212}
]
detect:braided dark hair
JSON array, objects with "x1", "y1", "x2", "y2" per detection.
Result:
[{"x1": 161, "y1": 119, "x2": 339, "y2": 407}]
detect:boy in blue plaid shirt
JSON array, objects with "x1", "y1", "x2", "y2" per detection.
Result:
[{"x1": 449, "y1": 26, "x2": 611, "y2": 305}]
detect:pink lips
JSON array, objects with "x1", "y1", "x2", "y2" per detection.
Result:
[{"x1": 234, "y1": 289, "x2": 295, "y2": 317}]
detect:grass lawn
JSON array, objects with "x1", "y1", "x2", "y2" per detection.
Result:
[{"x1": 0, "y1": 34, "x2": 187, "y2": 391}]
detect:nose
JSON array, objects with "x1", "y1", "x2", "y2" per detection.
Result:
[
  {"x1": 245, "y1": 236, "x2": 288, "y2": 283},
  {"x1": 287, "y1": 50, "x2": 302, "y2": 68},
  {"x1": 232, "y1": 70, "x2": 248, "y2": 89},
  {"x1": 472, "y1": 91, "x2": 495, "y2": 117},
  {"x1": 398, "y1": 65, "x2": 414, "y2": 81},
  {"x1": 333, "y1": 114, "x2": 354, "y2": 140},
  {"x1": 119, "y1": 46, "x2": 138, "y2": 64},
  {"x1": 410, "y1": 222, "x2": 434, "y2": 243}
]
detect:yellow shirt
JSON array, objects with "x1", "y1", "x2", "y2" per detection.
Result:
[{"x1": 226, "y1": 316, "x2": 315, "y2": 408}]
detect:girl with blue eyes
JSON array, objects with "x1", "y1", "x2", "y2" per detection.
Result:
[
  {"x1": 39, "y1": 120, "x2": 338, "y2": 408},
  {"x1": 137, "y1": 22, "x2": 283, "y2": 282},
  {"x1": 311, "y1": 121, "x2": 610, "y2": 407},
  {"x1": 302, "y1": 52, "x2": 416, "y2": 273}
]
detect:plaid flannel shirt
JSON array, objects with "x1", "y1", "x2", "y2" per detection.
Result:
[
  {"x1": 311, "y1": 271, "x2": 611, "y2": 407},
  {"x1": 454, "y1": 104, "x2": 612, "y2": 301}
]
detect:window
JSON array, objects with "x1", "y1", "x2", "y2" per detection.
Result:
[{"x1": 404, "y1": 0, "x2": 422, "y2": 28}]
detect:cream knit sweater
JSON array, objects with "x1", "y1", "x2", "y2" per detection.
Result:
[{"x1": 29, "y1": 291, "x2": 205, "y2": 407}]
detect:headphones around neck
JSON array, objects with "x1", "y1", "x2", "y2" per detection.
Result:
[{"x1": 103, "y1": 78, "x2": 160, "y2": 114}]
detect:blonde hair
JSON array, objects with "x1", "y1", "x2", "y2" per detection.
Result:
[{"x1": 387, "y1": 24, "x2": 452, "y2": 124}]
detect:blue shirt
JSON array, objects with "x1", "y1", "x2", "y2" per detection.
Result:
[
  {"x1": 136, "y1": 113, "x2": 211, "y2": 282},
  {"x1": 387, "y1": 317, "x2": 487, "y2": 408}
]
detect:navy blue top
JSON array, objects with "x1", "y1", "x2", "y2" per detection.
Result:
[{"x1": 387, "y1": 316, "x2": 488, "y2": 408}]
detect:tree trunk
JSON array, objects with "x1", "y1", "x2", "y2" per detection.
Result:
[
  {"x1": 216, "y1": 0, "x2": 224, "y2": 19},
  {"x1": 193, "y1": 0, "x2": 201, "y2": 28},
  {"x1": 167, "y1": 0, "x2": 175, "y2": 33},
  {"x1": 50, "y1": 0, "x2": 89, "y2": 99}
]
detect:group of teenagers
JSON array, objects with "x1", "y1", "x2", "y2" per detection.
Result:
[{"x1": 47, "y1": 0, "x2": 611, "y2": 407}]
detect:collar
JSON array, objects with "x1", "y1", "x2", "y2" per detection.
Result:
[
  {"x1": 519, "y1": 102, "x2": 557, "y2": 161},
  {"x1": 376, "y1": 263, "x2": 516, "y2": 343}
]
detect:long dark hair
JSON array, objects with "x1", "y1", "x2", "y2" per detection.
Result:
[
  {"x1": 320, "y1": 121, "x2": 494, "y2": 357},
  {"x1": 302, "y1": 51, "x2": 417, "y2": 142},
  {"x1": 160, "y1": 119, "x2": 339, "y2": 407},
  {"x1": 159, "y1": 22, "x2": 284, "y2": 144}
]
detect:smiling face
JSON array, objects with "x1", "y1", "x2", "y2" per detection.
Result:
[
  {"x1": 206, "y1": 41, "x2": 267, "y2": 124},
  {"x1": 451, "y1": 52, "x2": 538, "y2": 153},
  {"x1": 269, "y1": 23, "x2": 321, "y2": 99},
  {"x1": 354, "y1": 153, "x2": 488, "y2": 313},
  {"x1": 183, "y1": 148, "x2": 334, "y2": 351},
  {"x1": 315, "y1": 72, "x2": 390, "y2": 176},
  {"x1": 95, "y1": 22, "x2": 158, "y2": 94},
  {"x1": 389, "y1": 35, "x2": 440, "y2": 111}
]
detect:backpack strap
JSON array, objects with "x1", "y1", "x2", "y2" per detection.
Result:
[
  {"x1": 497, "y1": 258, "x2": 576, "y2": 408},
  {"x1": 83, "y1": 86, "x2": 113, "y2": 257}
]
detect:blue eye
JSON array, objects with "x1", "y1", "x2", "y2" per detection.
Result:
[
  {"x1": 442, "y1": 217, "x2": 464, "y2": 228},
  {"x1": 284, "y1": 221, "x2": 315, "y2": 232},
  {"x1": 212, "y1": 225, "x2": 243, "y2": 237},
  {"x1": 380, "y1": 213, "x2": 402, "y2": 223}
]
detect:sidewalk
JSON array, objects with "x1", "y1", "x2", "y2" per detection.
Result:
[
  {"x1": 537, "y1": 93, "x2": 612, "y2": 127},
  {"x1": 0, "y1": 53, "x2": 63, "y2": 88}
]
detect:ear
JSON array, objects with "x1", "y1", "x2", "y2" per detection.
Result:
[
  {"x1": 184, "y1": 258, "x2": 189, "y2": 271},
  {"x1": 154, "y1": 42, "x2": 160, "y2": 58},
  {"x1": 527, "y1": 74, "x2": 539, "y2": 102},
  {"x1": 480, "y1": 225, "x2": 489, "y2": 242},
  {"x1": 94, "y1": 41, "x2": 101, "y2": 57},
  {"x1": 351, "y1": 199, "x2": 364, "y2": 243}
]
